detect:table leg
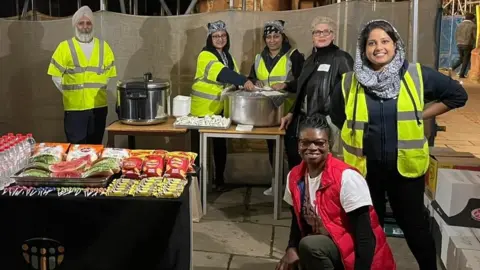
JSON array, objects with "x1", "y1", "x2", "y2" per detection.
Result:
[
  {"x1": 107, "y1": 132, "x2": 115, "y2": 147},
  {"x1": 273, "y1": 135, "x2": 284, "y2": 220},
  {"x1": 128, "y1": 136, "x2": 136, "y2": 149},
  {"x1": 189, "y1": 182, "x2": 193, "y2": 270},
  {"x1": 200, "y1": 133, "x2": 208, "y2": 215}
]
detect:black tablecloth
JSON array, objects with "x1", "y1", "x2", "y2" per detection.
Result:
[{"x1": 0, "y1": 181, "x2": 191, "y2": 270}]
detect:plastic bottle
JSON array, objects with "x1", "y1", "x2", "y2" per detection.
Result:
[{"x1": 26, "y1": 133, "x2": 36, "y2": 155}]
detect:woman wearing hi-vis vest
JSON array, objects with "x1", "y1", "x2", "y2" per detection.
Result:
[
  {"x1": 190, "y1": 20, "x2": 255, "y2": 192},
  {"x1": 330, "y1": 20, "x2": 468, "y2": 269},
  {"x1": 247, "y1": 20, "x2": 305, "y2": 196}
]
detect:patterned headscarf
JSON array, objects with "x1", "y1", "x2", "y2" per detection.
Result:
[
  {"x1": 207, "y1": 20, "x2": 227, "y2": 36},
  {"x1": 263, "y1": 20, "x2": 285, "y2": 36},
  {"x1": 353, "y1": 19, "x2": 406, "y2": 100}
]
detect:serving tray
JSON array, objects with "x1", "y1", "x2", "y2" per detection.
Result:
[{"x1": 12, "y1": 168, "x2": 112, "y2": 188}]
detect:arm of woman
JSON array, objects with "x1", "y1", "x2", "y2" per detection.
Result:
[
  {"x1": 329, "y1": 82, "x2": 347, "y2": 129},
  {"x1": 217, "y1": 67, "x2": 248, "y2": 86},
  {"x1": 340, "y1": 169, "x2": 376, "y2": 270},
  {"x1": 285, "y1": 50, "x2": 306, "y2": 94},
  {"x1": 421, "y1": 65, "x2": 468, "y2": 120}
]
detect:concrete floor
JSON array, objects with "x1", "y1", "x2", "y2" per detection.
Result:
[{"x1": 192, "y1": 76, "x2": 480, "y2": 270}]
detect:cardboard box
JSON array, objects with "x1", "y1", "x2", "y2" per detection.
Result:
[
  {"x1": 447, "y1": 235, "x2": 480, "y2": 270},
  {"x1": 425, "y1": 152, "x2": 480, "y2": 200},
  {"x1": 432, "y1": 210, "x2": 478, "y2": 267},
  {"x1": 432, "y1": 169, "x2": 480, "y2": 228},
  {"x1": 459, "y1": 249, "x2": 480, "y2": 270}
]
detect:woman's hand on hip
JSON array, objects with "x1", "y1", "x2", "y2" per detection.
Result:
[
  {"x1": 279, "y1": 113, "x2": 293, "y2": 131},
  {"x1": 276, "y1": 248, "x2": 299, "y2": 270}
]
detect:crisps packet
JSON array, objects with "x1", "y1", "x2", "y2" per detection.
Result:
[
  {"x1": 142, "y1": 155, "x2": 165, "y2": 177},
  {"x1": 31, "y1": 143, "x2": 71, "y2": 163},
  {"x1": 130, "y1": 150, "x2": 154, "y2": 159},
  {"x1": 122, "y1": 157, "x2": 144, "y2": 179},
  {"x1": 101, "y1": 148, "x2": 130, "y2": 161}
]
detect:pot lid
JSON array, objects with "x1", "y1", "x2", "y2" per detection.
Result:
[{"x1": 117, "y1": 73, "x2": 170, "y2": 90}]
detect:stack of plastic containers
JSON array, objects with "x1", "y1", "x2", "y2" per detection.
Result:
[{"x1": 0, "y1": 133, "x2": 36, "y2": 189}]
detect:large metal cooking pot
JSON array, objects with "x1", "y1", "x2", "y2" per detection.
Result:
[
  {"x1": 117, "y1": 72, "x2": 170, "y2": 126},
  {"x1": 225, "y1": 90, "x2": 286, "y2": 127}
]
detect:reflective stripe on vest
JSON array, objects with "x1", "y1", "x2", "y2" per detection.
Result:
[
  {"x1": 340, "y1": 63, "x2": 429, "y2": 177},
  {"x1": 61, "y1": 38, "x2": 109, "y2": 110}
]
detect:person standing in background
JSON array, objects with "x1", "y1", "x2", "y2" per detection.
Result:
[
  {"x1": 48, "y1": 6, "x2": 117, "y2": 144},
  {"x1": 248, "y1": 20, "x2": 305, "y2": 196},
  {"x1": 451, "y1": 12, "x2": 476, "y2": 78},
  {"x1": 279, "y1": 16, "x2": 353, "y2": 171}
]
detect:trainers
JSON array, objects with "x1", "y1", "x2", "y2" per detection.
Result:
[{"x1": 263, "y1": 187, "x2": 273, "y2": 196}]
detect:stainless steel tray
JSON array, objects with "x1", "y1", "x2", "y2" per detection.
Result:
[
  {"x1": 12, "y1": 168, "x2": 112, "y2": 188},
  {"x1": 173, "y1": 121, "x2": 231, "y2": 130}
]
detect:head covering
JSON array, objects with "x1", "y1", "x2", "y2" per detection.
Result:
[
  {"x1": 263, "y1": 20, "x2": 285, "y2": 36},
  {"x1": 353, "y1": 19, "x2": 406, "y2": 100},
  {"x1": 72, "y1": 6, "x2": 94, "y2": 27},
  {"x1": 207, "y1": 20, "x2": 227, "y2": 36}
]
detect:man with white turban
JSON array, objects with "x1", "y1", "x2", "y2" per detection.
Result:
[{"x1": 48, "y1": 6, "x2": 116, "y2": 144}]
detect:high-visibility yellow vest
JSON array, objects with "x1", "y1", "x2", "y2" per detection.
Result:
[
  {"x1": 254, "y1": 48, "x2": 297, "y2": 114},
  {"x1": 191, "y1": 51, "x2": 239, "y2": 117},
  {"x1": 48, "y1": 37, "x2": 116, "y2": 111},
  {"x1": 340, "y1": 63, "x2": 429, "y2": 178}
]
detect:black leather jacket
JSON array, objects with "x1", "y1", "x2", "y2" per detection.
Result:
[{"x1": 288, "y1": 44, "x2": 353, "y2": 135}]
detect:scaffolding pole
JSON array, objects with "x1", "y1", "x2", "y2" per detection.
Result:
[{"x1": 412, "y1": 0, "x2": 419, "y2": 62}]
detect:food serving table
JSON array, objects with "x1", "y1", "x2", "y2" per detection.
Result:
[
  {"x1": 199, "y1": 126, "x2": 285, "y2": 220},
  {"x1": 106, "y1": 117, "x2": 188, "y2": 148},
  {"x1": 0, "y1": 179, "x2": 193, "y2": 270}
]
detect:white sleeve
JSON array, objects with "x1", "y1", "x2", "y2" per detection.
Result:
[
  {"x1": 52, "y1": 76, "x2": 62, "y2": 92},
  {"x1": 283, "y1": 172, "x2": 293, "y2": 206},
  {"x1": 340, "y1": 169, "x2": 373, "y2": 213}
]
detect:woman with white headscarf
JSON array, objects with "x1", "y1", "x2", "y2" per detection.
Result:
[{"x1": 330, "y1": 20, "x2": 468, "y2": 269}]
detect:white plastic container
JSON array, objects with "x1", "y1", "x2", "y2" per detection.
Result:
[{"x1": 173, "y1": 95, "x2": 191, "y2": 117}]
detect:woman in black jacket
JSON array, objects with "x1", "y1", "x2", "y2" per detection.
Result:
[
  {"x1": 329, "y1": 20, "x2": 468, "y2": 269},
  {"x1": 279, "y1": 16, "x2": 353, "y2": 171}
]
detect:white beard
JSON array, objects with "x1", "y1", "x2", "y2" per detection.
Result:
[{"x1": 75, "y1": 28, "x2": 94, "y2": 43}]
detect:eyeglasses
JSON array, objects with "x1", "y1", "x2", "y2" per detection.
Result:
[
  {"x1": 77, "y1": 21, "x2": 92, "y2": 27},
  {"x1": 298, "y1": 139, "x2": 329, "y2": 149},
  {"x1": 212, "y1": 34, "x2": 227, "y2": 39},
  {"x1": 312, "y1": 30, "x2": 333, "y2": 37}
]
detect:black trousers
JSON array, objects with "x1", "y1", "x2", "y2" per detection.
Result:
[
  {"x1": 367, "y1": 163, "x2": 437, "y2": 270},
  {"x1": 452, "y1": 44, "x2": 473, "y2": 78},
  {"x1": 284, "y1": 120, "x2": 302, "y2": 171},
  {"x1": 64, "y1": 107, "x2": 108, "y2": 144}
]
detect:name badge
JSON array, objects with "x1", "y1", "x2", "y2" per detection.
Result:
[{"x1": 317, "y1": 64, "x2": 331, "y2": 72}]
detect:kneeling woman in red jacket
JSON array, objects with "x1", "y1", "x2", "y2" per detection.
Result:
[{"x1": 276, "y1": 114, "x2": 395, "y2": 270}]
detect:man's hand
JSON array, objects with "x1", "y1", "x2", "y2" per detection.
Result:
[
  {"x1": 275, "y1": 248, "x2": 299, "y2": 270},
  {"x1": 255, "y1": 81, "x2": 264, "y2": 88},
  {"x1": 279, "y1": 113, "x2": 293, "y2": 130}
]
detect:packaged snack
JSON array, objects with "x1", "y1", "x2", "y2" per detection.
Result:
[
  {"x1": 164, "y1": 153, "x2": 191, "y2": 179},
  {"x1": 66, "y1": 144, "x2": 104, "y2": 163},
  {"x1": 130, "y1": 150, "x2": 154, "y2": 159},
  {"x1": 101, "y1": 148, "x2": 130, "y2": 161},
  {"x1": 142, "y1": 155, "x2": 165, "y2": 177},
  {"x1": 91, "y1": 158, "x2": 121, "y2": 174},
  {"x1": 122, "y1": 157, "x2": 144, "y2": 179},
  {"x1": 31, "y1": 143, "x2": 71, "y2": 164},
  {"x1": 152, "y1": 150, "x2": 168, "y2": 157},
  {"x1": 168, "y1": 151, "x2": 198, "y2": 167}
]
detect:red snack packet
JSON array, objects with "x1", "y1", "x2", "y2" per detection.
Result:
[
  {"x1": 164, "y1": 153, "x2": 190, "y2": 179},
  {"x1": 142, "y1": 155, "x2": 165, "y2": 177},
  {"x1": 122, "y1": 157, "x2": 143, "y2": 179},
  {"x1": 152, "y1": 150, "x2": 168, "y2": 157}
]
